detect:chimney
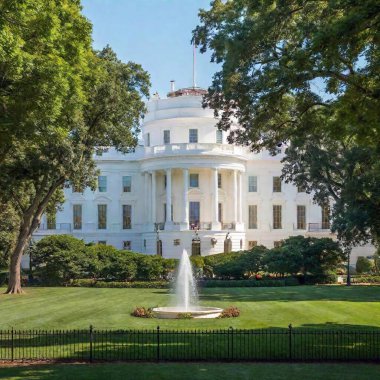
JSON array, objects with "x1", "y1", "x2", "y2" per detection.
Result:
[{"x1": 170, "y1": 80, "x2": 175, "y2": 92}]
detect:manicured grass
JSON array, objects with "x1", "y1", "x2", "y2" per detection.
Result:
[
  {"x1": 0, "y1": 286, "x2": 379, "y2": 330},
  {"x1": 0, "y1": 363, "x2": 379, "y2": 380}
]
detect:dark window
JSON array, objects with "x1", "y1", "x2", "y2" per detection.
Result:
[
  {"x1": 122, "y1": 205, "x2": 132, "y2": 229},
  {"x1": 98, "y1": 204, "x2": 107, "y2": 229}
]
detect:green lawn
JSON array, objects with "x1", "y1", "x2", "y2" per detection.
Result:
[
  {"x1": 0, "y1": 363, "x2": 379, "y2": 380},
  {"x1": 0, "y1": 286, "x2": 379, "y2": 330}
]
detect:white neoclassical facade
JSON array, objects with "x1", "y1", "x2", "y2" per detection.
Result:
[{"x1": 33, "y1": 87, "x2": 372, "y2": 261}]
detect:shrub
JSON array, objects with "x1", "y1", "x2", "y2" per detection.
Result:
[
  {"x1": 71, "y1": 279, "x2": 170, "y2": 288},
  {"x1": 177, "y1": 313, "x2": 192, "y2": 319},
  {"x1": 200, "y1": 277, "x2": 299, "y2": 288},
  {"x1": 356, "y1": 256, "x2": 374, "y2": 274},
  {"x1": 351, "y1": 275, "x2": 380, "y2": 284},
  {"x1": 219, "y1": 306, "x2": 240, "y2": 318},
  {"x1": 304, "y1": 272, "x2": 338, "y2": 284},
  {"x1": 132, "y1": 307, "x2": 154, "y2": 318}
]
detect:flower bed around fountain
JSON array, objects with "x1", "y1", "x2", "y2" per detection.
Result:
[{"x1": 152, "y1": 306, "x2": 223, "y2": 319}]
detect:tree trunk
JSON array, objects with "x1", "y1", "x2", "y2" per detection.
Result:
[
  {"x1": 6, "y1": 228, "x2": 30, "y2": 294},
  {"x1": 5, "y1": 177, "x2": 65, "y2": 294}
]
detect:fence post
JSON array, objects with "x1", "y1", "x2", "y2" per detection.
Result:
[
  {"x1": 89, "y1": 325, "x2": 93, "y2": 363},
  {"x1": 156, "y1": 326, "x2": 160, "y2": 362},
  {"x1": 11, "y1": 327, "x2": 14, "y2": 362},
  {"x1": 288, "y1": 324, "x2": 292, "y2": 360},
  {"x1": 230, "y1": 327, "x2": 234, "y2": 361}
]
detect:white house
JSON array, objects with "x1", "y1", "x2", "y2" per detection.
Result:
[{"x1": 32, "y1": 86, "x2": 373, "y2": 262}]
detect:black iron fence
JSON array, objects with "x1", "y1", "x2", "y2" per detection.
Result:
[{"x1": 0, "y1": 326, "x2": 379, "y2": 362}]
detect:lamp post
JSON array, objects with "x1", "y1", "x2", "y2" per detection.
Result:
[{"x1": 346, "y1": 248, "x2": 351, "y2": 286}]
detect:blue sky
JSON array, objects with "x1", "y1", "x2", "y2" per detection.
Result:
[{"x1": 81, "y1": 0, "x2": 217, "y2": 98}]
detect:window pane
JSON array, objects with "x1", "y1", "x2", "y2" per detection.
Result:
[
  {"x1": 218, "y1": 173, "x2": 222, "y2": 188},
  {"x1": 273, "y1": 176, "x2": 281, "y2": 192},
  {"x1": 248, "y1": 205, "x2": 257, "y2": 229},
  {"x1": 189, "y1": 129, "x2": 198, "y2": 143},
  {"x1": 123, "y1": 204, "x2": 132, "y2": 229},
  {"x1": 189, "y1": 173, "x2": 199, "y2": 188},
  {"x1": 248, "y1": 176, "x2": 257, "y2": 192},
  {"x1": 273, "y1": 205, "x2": 282, "y2": 229},
  {"x1": 98, "y1": 204, "x2": 107, "y2": 229},
  {"x1": 216, "y1": 130, "x2": 223, "y2": 144},
  {"x1": 248, "y1": 241, "x2": 257, "y2": 249},
  {"x1": 47, "y1": 212, "x2": 56, "y2": 229},
  {"x1": 218, "y1": 203, "x2": 222, "y2": 223},
  {"x1": 164, "y1": 130, "x2": 170, "y2": 144},
  {"x1": 321, "y1": 204, "x2": 330, "y2": 229},
  {"x1": 98, "y1": 176, "x2": 107, "y2": 192},
  {"x1": 145, "y1": 133, "x2": 150, "y2": 147},
  {"x1": 123, "y1": 241, "x2": 131, "y2": 250},
  {"x1": 297, "y1": 205, "x2": 306, "y2": 230},
  {"x1": 73, "y1": 204, "x2": 82, "y2": 230},
  {"x1": 122, "y1": 176, "x2": 132, "y2": 192},
  {"x1": 189, "y1": 201, "x2": 200, "y2": 227}
]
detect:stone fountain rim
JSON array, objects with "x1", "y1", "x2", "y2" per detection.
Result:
[{"x1": 152, "y1": 306, "x2": 223, "y2": 317}]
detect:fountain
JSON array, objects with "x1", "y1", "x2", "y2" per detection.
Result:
[{"x1": 152, "y1": 249, "x2": 223, "y2": 319}]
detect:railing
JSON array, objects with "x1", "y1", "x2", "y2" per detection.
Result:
[
  {"x1": 190, "y1": 222, "x2": 212, "y2": 230},
  {"x1": 308, "y1": 223, "x2": 331, "y2": 232},
  {"x1": 37, "y1": 223, "x2": 72, "y2": 232},
  {"x1": 222, "y1": 222, "x2": 236, "y2": 230},
  {"x1": 0, "y1": 326, "x2": 379, "y2": 362}
]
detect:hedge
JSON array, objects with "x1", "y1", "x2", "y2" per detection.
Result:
[
  {"x1": 200, "y1": 277, "x2": 300, "y2": 288},
  {"x1": 351, "y1": 275, "x2": 380, "y2": 284},
  {"x1": 70, "y1": 279, "x2": 170, "y2": 288}
]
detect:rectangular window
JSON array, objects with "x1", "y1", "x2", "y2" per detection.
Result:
[
  {"x1": 163, "y1": 130, "x2": 170, "y2": 144},
  {"x1": 98, "y1": 241, "x2": 106, "y2": 245},
  {"x1": 248, "y1": 176, "x2": 257, "y2": 192},
  {"x1": 98, "y1": 204, "x2": 107, "y2": 229},
  {"x1": 98, "y1": 176, "x2": 107, "y2": 192},
  {"x1": 122, "y1": 176, "x2": 132, "y2": 192},
  {"x1": 122, "y1": 204, "x2": 132, "y2": 229},
  {"x1": 189, "y1": 201, "x2": 200, "y2": 227},
  {"x1": 47, "y1": 212, "x2": 56, "y2": 230},
  {"x1": 273, "y1": 205, "x2": 282, "y2": 229},
  {"x1": 145, "y1": 133, "x2": 150, "y2": 147},
  {"x1": 216, "y1": 129, "x2": 223, "y2": 144},
  {"x1": 164, "y1": 174, "x2": 167, "y2": 189},
  {"x1": 321, "y1": 204, "x2": 330, "y2": 229},
  {"x1": 123, "y1": 241, "x2": 131, "y2": 250},
  {"x1": 189, "y1": 173, "x2": 199, "y2": 188},
  {"x1": 73, "y1": 204, "x2": 82, "y2": 230},
  {"x1": 248, "y1": 205, "x2": 258, "y2": 229},
  {"x1": 297, "y1": 205, "x2": 306, "y2": 230},
  {"x1": 218, "y1": 173, "x2": 222, "y2": 188},
  {"x1": 273, "y1": 176, "x2": 282, "y2": 192},
  {"x1": 189, "y1": 129, "x2": 198, "y2": 143},
  {"x1": 248, "y1": 241, "x2": 258, "y2": 249},
  {"x1": 274, "y1": 241, "x2": 282, "y2": 248},
  {"x1": 218, "y1": 203, "x2": 222, "y2": 223},
  {"x1": 297, "y1": 185, "x2": 306, "y2": 193}
]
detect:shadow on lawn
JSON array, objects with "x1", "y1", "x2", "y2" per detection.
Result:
[{"x1": 191, "y1": 285, "x2": 380, "y2": 303}]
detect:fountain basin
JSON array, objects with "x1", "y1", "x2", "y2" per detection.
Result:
[{"x1": 152, "y1": 306, "x2": 223, "y2": 319}]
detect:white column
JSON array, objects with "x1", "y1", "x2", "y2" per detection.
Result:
[
  {"x1": 238, "y1": 171, "x2": 243, "y2": 224},
  {"x1": 182, "y1": 168, "x2": 189, "y2": 227},
  {"x1": 211, "y1": 168, "x2": 221, "y2": 230},
  {"x1": 144, "y1": 172, "x2": 149, "y2": 224},
  {"x1": 233, "y1": 170, "x2": 238, "y2": 225},
  {"x1": 166, "y1": 168, "x2": 172, "y2": 223},
  {"x1": 151, "y1": 171, "x2": 156, "y2": 224}
]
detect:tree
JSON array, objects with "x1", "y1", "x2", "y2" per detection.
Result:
[
  {"x1": 193, "y1": 0, "x2": 380, "y2": 246},
  {"x1": 356, "y1": 256, "x2": 374, "y2": 274},
  {"x1": 0, "y1": 1, "x2": 150, "y2": 293}
]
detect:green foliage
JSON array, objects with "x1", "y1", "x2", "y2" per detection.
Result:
[
  {"x1": 351, "y1": 275, "x2": 380, "y2": 284},
  {"x1": 176, "y1": 313, "x2": 192, "y2": 319},
  {"x1": 201, "y1": 278, "x2": 299, "y2": 288},
  {"x1": 71, "y1": 279, "x2": 170, "y2": 289},
  {"x1": 193, "y1": 0, "x2": 380, "y2": 246},
  {"x1": 0, "y1": 0, "x2": 150, "y2": 292},
  {"x1": 32, "y1": 235, "x2": 87, "y2": 285},
  {"x1": 356, "y1": 257, "x2": 374, "y2": 274}
]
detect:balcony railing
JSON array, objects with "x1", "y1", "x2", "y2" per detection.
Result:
[
  {"x1": 308, "y1": 223, "x2": 331, "y2": 232},
  {"x1": 37, "y1": 223, "x2": 72, "y2": 232},
  {"x1": 222, "y1": 222, "x2": 236, "y2": 231}
]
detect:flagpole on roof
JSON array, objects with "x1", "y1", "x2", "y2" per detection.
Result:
[{"x1": 193, "y1": 43, "x2": 197, "y2": 88}]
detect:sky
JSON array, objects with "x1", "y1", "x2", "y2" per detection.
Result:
[{"x1": 81, "y1": 0, "x2": 218, "y2": 98}]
